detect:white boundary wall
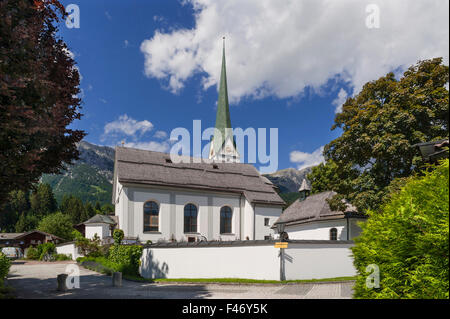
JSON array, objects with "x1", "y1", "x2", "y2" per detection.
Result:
[
  {"x1": 139, "y1": 241, "x2": 356, "y2": 281},
  {"x1": 56, "y1": 242, "x2": 83, "y2": 260},
  {"x1": 284, "y1": 242, "x2": 355, "y2": 280}
]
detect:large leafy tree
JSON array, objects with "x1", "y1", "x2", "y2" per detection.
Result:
[
  {"x1": 0, "y1": 0, "x2": 85, "y2": 203},
  {"x1": 352, "y1": 160, "x2": 449, "y2": 299},
  {"x1": 310, "y1": 58, "x2": 449, "y2": 211},
  {"x1": 38, "y1": 211, "x2": 74, "y2": 240}
]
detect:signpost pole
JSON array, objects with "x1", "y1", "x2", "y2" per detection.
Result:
[
  {"x1": 280, "y1": 247, "x2": 285, "y2": 281},
  {"x1": 276, "y1": 223, "x2": 286, "y2": 281}
]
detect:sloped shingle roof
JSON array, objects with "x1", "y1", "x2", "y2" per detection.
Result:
[
  {"x1": 114, "y1": 147, "x2": 284, "y2": 206},
  {"x1": 84, "y1": 214, "x2": 116, "y2": 225},
  {"x1": 0, "y1": 233, "x2": 24, "y2": 240},
  {"x1": 274, "y1": 191, "x2": 359, "y2": 226}
]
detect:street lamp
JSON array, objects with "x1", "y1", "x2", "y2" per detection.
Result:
[{"x1": 276, "y1": 222, "x2": 285, "y2": 235}]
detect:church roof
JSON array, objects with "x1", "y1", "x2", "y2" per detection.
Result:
[
  {"x1": 211, "y1": 38, "x2": 235, "y2": 155},
  {"x1": 113, "y1": 146, "x2": 285, "y2": 206},
  {"x1": 274, "y1": 191, "x2": 361, "y2": 226}
]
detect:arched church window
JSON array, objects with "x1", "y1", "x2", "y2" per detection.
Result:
[
  {"x1": 184, "y1": 203, "x2": 198, "y2": 233},
  {"x1": 330, "y1": 228, "x2": 338, "y2": 240},
  {"x1": 220, "y1": 206, "x2": 233, "y2": 234},
  {"x1": 143, "y1": 201, "x2": 159, "y2": 232}
]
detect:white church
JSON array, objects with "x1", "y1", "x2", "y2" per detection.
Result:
[{"x1": 111, "y1": 41, "x2": 364, "y2": 244}]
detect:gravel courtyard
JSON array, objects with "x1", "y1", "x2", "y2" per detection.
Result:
[{"x1": 7, "y1": 261, "x2": 354, "y2": 299}]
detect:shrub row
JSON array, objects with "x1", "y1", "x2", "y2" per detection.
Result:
[
  {"x1": 26, "y1": 243, "x2": 71, "y2": 261},
  {"x1": 77, "y1": 244, "x2": 143, "y2": 277},
  {"x1": 0, "y1": 252, "x2": 10, "y2": 283}
]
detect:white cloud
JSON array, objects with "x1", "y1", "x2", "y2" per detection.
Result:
[
  {"x1": 332, "y1": 88, "x2": 349, "y2": 114},
  {"x1": 124, "y1": 40, "x2": 129, "y2": 48},
  {"x1": 103, "y1": 114, "x2": 153, "y2": 137},
  {"x1": 153, "y1": 130, "x2": 168, "y2": 139},
  {"x1": 101, "y1": 115, "x2": 171, "y2": 153},
  {"x1": 290, "y1": 146, "x2": 325, "y2": 170},
  {"x1": 140, "y1": 0, "x2": 449, "y2": 103},
  {"x1": 105, "y1": 11, "x2": 112, "y2": 21}
]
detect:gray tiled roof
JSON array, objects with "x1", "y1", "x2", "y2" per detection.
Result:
[
  {"x1": 0, "y1": 233, "x2": 24, "y2": 240},
  {"x1": 114, "y1": 146, "x2": 284, "y2": 206},
  {"x1": 84, "y1": 214, "x2": 116, "y2": 225},
  {"x1": 275, "y1": 191, "x2": 358, "y2": 226}
]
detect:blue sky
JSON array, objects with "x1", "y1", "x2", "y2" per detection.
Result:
[{"x1": 58, "y1": 0, "x2": 449, "y2": 172}]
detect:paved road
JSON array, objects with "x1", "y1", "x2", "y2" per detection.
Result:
[{"x1": 7, "y1": 261, "x2": 354, "y2": 299}]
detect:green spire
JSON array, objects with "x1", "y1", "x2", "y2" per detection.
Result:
[{"x1": 212, "y1": 37, "x2": 233, "y2": 155}]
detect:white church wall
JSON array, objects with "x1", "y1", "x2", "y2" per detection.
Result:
[
  {"x1": 175, "y1": 193, "x2": 209, "y2": 241},
  {"x1": 212, "y1": 196, "x2": 240, "y2": 241},
  {"x1": 254, "y1": 205, "x2": 282, "y2": 240},
  {"x1": 133, "y1": 189, "x2": 172, "y2": 242},
  {"x1": 243, "y1": 198, "x2": 255, "y2": 240},
  {"x1": 139, "y1": 241, "x2": 356, "y2": 280},
  {"x1": 115, "y1": 184, "x2": 283, "y2": 243},
  {"x1": 114, "y1": 178, "x2": 125, "y2": 231},
  {"x1": 285, "y1": 219, "x2": 348, "y2": 241}
]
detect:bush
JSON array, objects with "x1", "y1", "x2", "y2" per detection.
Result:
[
  {"x1": 352, "y1": 159, "x2": 449, "y2": 299},
  {"x1": 113, "y1": 229, "x2": 124, "y2": 245},
  {"x1": 37, "y1": 212, "x2": 75, "y2": 241},
  {"x1": 25, "y1": 247, "x2": 40, "y2": 260},
  {"x1": 55, "y1": 254, "x2": 72, "y2": 261},
  {"x1": 108, "y1": 245, "x2": 143, "y2": 276},
  {"x1": 0, "y1": 252, "x2": 10, "y2": 282},
  {"x1": 76, "y1": 234, "x2": 102, "y2": 257},
  {"x1": 37, "y1": 242, "x2": 56, "y2": 261}
]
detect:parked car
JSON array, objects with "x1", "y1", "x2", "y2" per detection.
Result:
[{"x1": 1, "y1": 247, "x2": 24, "y2": 259}]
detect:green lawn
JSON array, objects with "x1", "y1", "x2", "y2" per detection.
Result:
[{"x1": 123, "y1": 275, "x2": 357, "y2": 284}]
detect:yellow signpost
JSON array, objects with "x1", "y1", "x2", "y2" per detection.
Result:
[{"x1": 274, "y1": 242, "x2": 288, "y2": 249}]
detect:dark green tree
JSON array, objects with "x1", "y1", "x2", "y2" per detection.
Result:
[
  {"x1": 82, "y1": 202, "x2": 96, "y2": 222},
  {"x1": 0, "y1": 190, "x2": 29, "y2": 232},
  {"x1": 313, "y1": 58, "x2": 448, "y2": 212},
  {"x1": 101, "y1": 203, "x2": 114, "y2": 215},
  {"x1": 15, "y1": 212, "x2": 39, "y2": 233},
  {"x1": 29, "y1": 183, "x2": 57, "y2": 217},
  {"x1": 38, "y1": 211, "x2": 74, "y2": 241},
  {"x1": 352, "y1": 159, "x2": 449, "y2": 298},
  {"x1": 94, "y1": 201, "x2": 102, "y2": 213},
  {"x1": 60, "y1": 195, "x2": 85, "y2": 224}
]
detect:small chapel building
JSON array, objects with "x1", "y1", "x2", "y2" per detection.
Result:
[
  {"x1": 112, "y1": 40, "x2": 285, "y2": 243},
  {"x1": 274, "y1": 180, "x2": 366, "y2": 241}
]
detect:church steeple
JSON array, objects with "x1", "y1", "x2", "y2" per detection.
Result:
[{"x1": 209, "y1": 37, "x2": 239, "y2": 162}]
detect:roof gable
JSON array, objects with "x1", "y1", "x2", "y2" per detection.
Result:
[{"x1": 275, "y1": 191, "x2": 358, "y2": 225}]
